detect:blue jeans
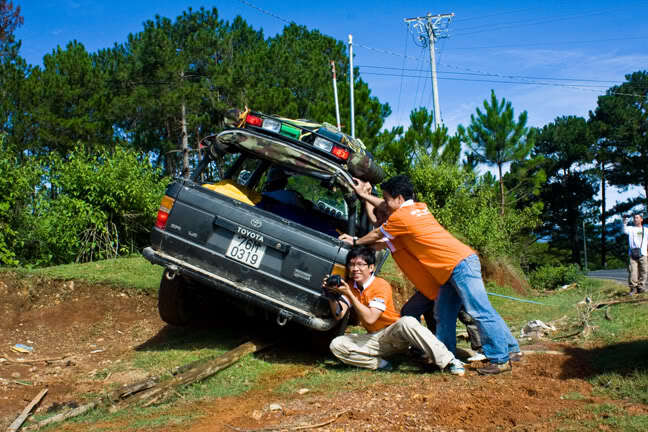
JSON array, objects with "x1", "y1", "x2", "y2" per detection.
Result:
[{"x1": 434, "y1": 254, "x2": 520, "y2": 364}]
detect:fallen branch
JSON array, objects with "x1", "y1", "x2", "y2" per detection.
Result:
[
  {"x1": 23, "y1": 340, "x2": 270, "y2": 431},
  {"x1": 225, "y1": 409, "x2": 350, "y2": 432},
  {"x1": 7, "y1": 388, "x2": 48, "y2": 432},
  {"x1": 22, "y1": 402, "x2": 97, "y2": 432},
  {"x1": 594, "y1": 298, "x2": 648, "y2": 308},
  {"x1": 1, "y1": 355, "x2": 74, "y2": 366},
  {"x1": 112, "y1": 340, "x2": 271, "y2": 410}
]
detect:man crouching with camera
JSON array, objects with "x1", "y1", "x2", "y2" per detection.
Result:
[{"x1": 323, "y1": 246, "x2": 465, "y2": 375}]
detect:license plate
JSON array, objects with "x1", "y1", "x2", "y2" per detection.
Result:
[{"x1": 225, "y1": 234, "x2": 266, "y2": 268}]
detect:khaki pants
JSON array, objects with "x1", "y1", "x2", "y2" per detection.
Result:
[
  {"x1": 628, "y1": 255, "x2": 648, "y2": 292},
  {"x1": 329, "y1": 316, "x2": 454, "y2": 370}
]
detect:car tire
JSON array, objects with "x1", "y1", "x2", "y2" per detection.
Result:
[
  {"x1": 158, "y1": 270, "x2": 192, "y2": 326},
  {"x1": 309, "y1": 310, "x2": 350, "y2": 353}
]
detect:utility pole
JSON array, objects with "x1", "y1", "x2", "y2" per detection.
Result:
[
  {"x1": 330, "y1": 60, "x2": 341, "y2": 130},
  {"x1": 348, "y1": 34, "x2": 355, "y2": 138},
  {"x1": 404, "y1": 12, "x2": 454, "y2": 129}
]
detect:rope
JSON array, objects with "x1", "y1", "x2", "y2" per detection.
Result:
[
  {"x1": 236, "y1": 106, "x2": 251, "y2": 128},
  {"x1": 487, "y1": 292, "x2": 548, "y2": 305}
]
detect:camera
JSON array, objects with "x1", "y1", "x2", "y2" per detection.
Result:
[
  {"x1": 327, "y1": 274, "x2": 342, "y2": 287},
  {"x1": 323, "y1": 274, "x2": 343, "y2": 300}
]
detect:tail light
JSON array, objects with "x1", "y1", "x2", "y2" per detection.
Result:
[
  {"x1": 155, "y1": 195, "x2": 175, "y2": 230},
  {"x1": 245, "y1": 114, "x2": 263, "y2": 127},
  {"x1": 331, "y1": 145, "x2": 350, "y2": 160}
]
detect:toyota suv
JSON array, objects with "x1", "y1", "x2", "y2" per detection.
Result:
[{"x1": 143, "y1": 108, "x2": 385, "y2": 342}]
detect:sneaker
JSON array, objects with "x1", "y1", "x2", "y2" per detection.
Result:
[
  {"x1": 477, "y1": 361, "x2": 512, "y2": 375},
  {"x1": 510, "y1": 352, "x2": 524, "y2": 362},
  {"x1": 446, "y1": 359, "x2": 465, "y2": 376},
  {"x1": 467, "y1": 352, "x2": 487, "y2": 362},
  {"x1": 377, "y1": 358, "x2": 393, "y2": 371}
]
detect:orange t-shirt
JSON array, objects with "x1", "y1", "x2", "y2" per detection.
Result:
[
  {"x1": 381, "y1": 201, "x2": 474, "y2": 288},
  {"x1": 388, "y1": 237, "x2": 441, "y2": 301},
  {"x1": 347, "y1": 276, "x2": 400, "y2": 333}
]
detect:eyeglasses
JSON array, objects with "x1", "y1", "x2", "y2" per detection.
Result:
[{"x1": 348, "y1": 262, "x2": 369, "y2": 270}]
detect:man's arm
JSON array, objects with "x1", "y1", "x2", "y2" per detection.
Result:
[
  {"x1": 622, "y1": 217, "x2": 631, "y2": 235},
  {"x1": 339, "y1": 227, "x2": 384, "y2": 247},
  {"x1": 352, "y1": 178, "x2": 385, "y2": 209},
  {"x1": 331, "y1": 280, "x2": 382, "y2": 326}
]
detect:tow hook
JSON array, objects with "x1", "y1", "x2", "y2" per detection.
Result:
[
  {"x1": 276, "y1": 310, "x2": 290, "y2": 326},
  {"x1": 165, "y1": 265, "x2": 179, "y2": 280}
]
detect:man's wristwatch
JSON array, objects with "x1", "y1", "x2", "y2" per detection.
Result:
[{"x1": 353, "y1": 236, "x2": 358, "y2": 246}]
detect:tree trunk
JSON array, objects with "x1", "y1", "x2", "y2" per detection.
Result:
[
  {"x1": 498, "y1": 163, "x2": 505, "y2": 216},
  {"x1": 181, "y1": 101, "x2": 189, "y2": 179},
  {"x1": 600, "y1": 162, "x2": 607, "y2": 268}
]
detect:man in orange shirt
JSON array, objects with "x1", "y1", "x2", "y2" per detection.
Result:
[
  {"x1": 324, "y1": 246, "x2": 465, "y2": 375},
  {"x1": 340, "y1": 175, "x2": 521, "y2": 375}
]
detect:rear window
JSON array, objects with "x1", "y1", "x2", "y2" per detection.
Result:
[{"x1": 196, "y1": 152, "x2": 350, "y2": 237}]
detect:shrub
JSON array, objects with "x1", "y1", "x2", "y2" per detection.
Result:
[
  {"x1": 17, "y1": 146, "x2": 169, "y2": 266},
  {"x1": 529, "y1": 264, "x2": 583, "y2": 291},
  {"x1": 410, "y1": 158, "x2": 540, "y2": 260}
]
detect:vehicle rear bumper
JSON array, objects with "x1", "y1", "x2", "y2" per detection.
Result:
[{"x1": 143, "y1": 247, "x2": 337, "y2": 332}]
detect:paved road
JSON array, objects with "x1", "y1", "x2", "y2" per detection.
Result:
[{"x1": 587, "y1": 268, "x2": 627, "y2": 284}]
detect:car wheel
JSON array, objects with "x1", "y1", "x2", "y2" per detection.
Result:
[
  {"x1": 158, "y1": 270, "x2": 192, "y2": 326},
  {"x1": 309, "y1": 310, "x2": 350, "y2": 353}
]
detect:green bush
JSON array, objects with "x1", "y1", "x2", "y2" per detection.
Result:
[
  {"x1": 410, "y1": 158, "x2": 540, "y2": 260},
  {"x1": 0, "y1": 134, "x2": 43, "y2": 265},
  {"x1": 529, "y1": 264, "x2": 583, "y2": 290},
  {"x1": 16, "y1": 146, "x2": 169, "y2": 266}
]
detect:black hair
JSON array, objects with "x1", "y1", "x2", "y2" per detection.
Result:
[
  {"x1": 381, "y1": 175, "x2": 414, "y2": 201},
  {"x1": 346, "y1": 246, "x2": 376, "y2": 267}
]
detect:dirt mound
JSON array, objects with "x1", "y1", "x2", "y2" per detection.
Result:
[
  {"x1": 2, "y1": 272, "x2": 645, "y2": 432},
  {"x1": 0, "y1": 272, "x2": 163, "y2": 428}
]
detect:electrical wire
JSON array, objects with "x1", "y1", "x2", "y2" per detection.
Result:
[
  {"x1": 357, "y1": 65, "x2": 621, "y2": 84},
  {"x1": 236, "y1": 0, "x2": 293, "y2": 25},
  {"x1": 360, "y1": 71, "x2": 646, "y2": 97}
]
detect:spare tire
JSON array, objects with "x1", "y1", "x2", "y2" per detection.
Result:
[{"x1": 348, "y1": 151, "x2": 385, "y2": 185}]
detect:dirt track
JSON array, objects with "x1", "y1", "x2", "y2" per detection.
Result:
[{"x1": 1, "y1": 273, "x2": 646, "y2": 431}]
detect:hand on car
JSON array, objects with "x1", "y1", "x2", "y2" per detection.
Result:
[
  {"x1": 352, "y1": 178, "x2": 372, "y2": 197},
  {"x1": 338, "y1": 233, "x2": 354, "y2": 245}
]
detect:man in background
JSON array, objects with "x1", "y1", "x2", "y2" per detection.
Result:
[{"x1": 622, "y1": 213, "x2": 648, "y2": 295}]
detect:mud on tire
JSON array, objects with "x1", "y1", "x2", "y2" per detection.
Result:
[{"x1": 158, "y1": 270, "x2": 192, "y2": 326}]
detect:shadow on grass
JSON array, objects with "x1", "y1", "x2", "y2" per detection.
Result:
[{"x1": 560, "y1": 339, "x2": 648, "y2": 380}]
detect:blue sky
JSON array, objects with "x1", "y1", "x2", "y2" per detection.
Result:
[{"x1": 15, "y1": 0, "x2": 648, "y2": 207}]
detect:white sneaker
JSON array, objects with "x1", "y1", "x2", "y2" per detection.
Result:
[
  {"x1": 467, "y1": 353, "x2": 487, "y2": 362},
  {"x1": 446, "y1": 359, "x2": 465, "y2": 376}
]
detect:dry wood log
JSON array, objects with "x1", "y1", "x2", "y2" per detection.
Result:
[
  {"x1": 113, "y1": 340, "x2": 270, "y2": 410},
  {"x1": 594, "y1": 297, "x2": 648, "y2": 308},
  {"x1": 22, "y1": 402, "x2": 97, "y2": 432},
  {"x1": 22, "y1": 340, "x2": 270, "y2": 430},
  {"x1": 6, "y1": 389, "x2": 47, "y2": 432},
  {"x1": 1, "y1": 355, "x2": 74, "y2": 366}
]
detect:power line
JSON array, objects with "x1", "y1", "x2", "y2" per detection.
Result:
[
  {"x1": 236, "y1": 0, "x2": 293, "y2": 25},
  {"x1": 357, "y1": 65, "x2": 621, "y2": 84},
  {"x1": 451, "y1": 35, "x2": 648, "y2": 50}
]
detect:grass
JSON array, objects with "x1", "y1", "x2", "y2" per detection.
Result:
[
  {"x1": 13, "y1": 255, "x2": 162, "y2": 294},
  {"x1": 6, "y1": 255, "x2": 648, "y2": 430}
]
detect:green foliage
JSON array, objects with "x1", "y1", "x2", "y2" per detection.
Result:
[
  {"x1": 591, "y1": 71, "x2": 648, "y2": 205},
  {"x1": 528, "y1": 264, "x2": 583, "y2": 290},
  {"x1": 17, "y1": 147, "x2": 168, "y2": 266},
  {"x1": 372, "y1": 108, "x2": 460, "y2": 177},
  {"x1": 0, "y1": 134, "x2": 42, "y2": 265},
  {"x1": 459, "y1": 90, "x2": 535, "y2": 214},
  {"x1": 410, "y1": 158, "x2": 540, "y2": 259}
]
